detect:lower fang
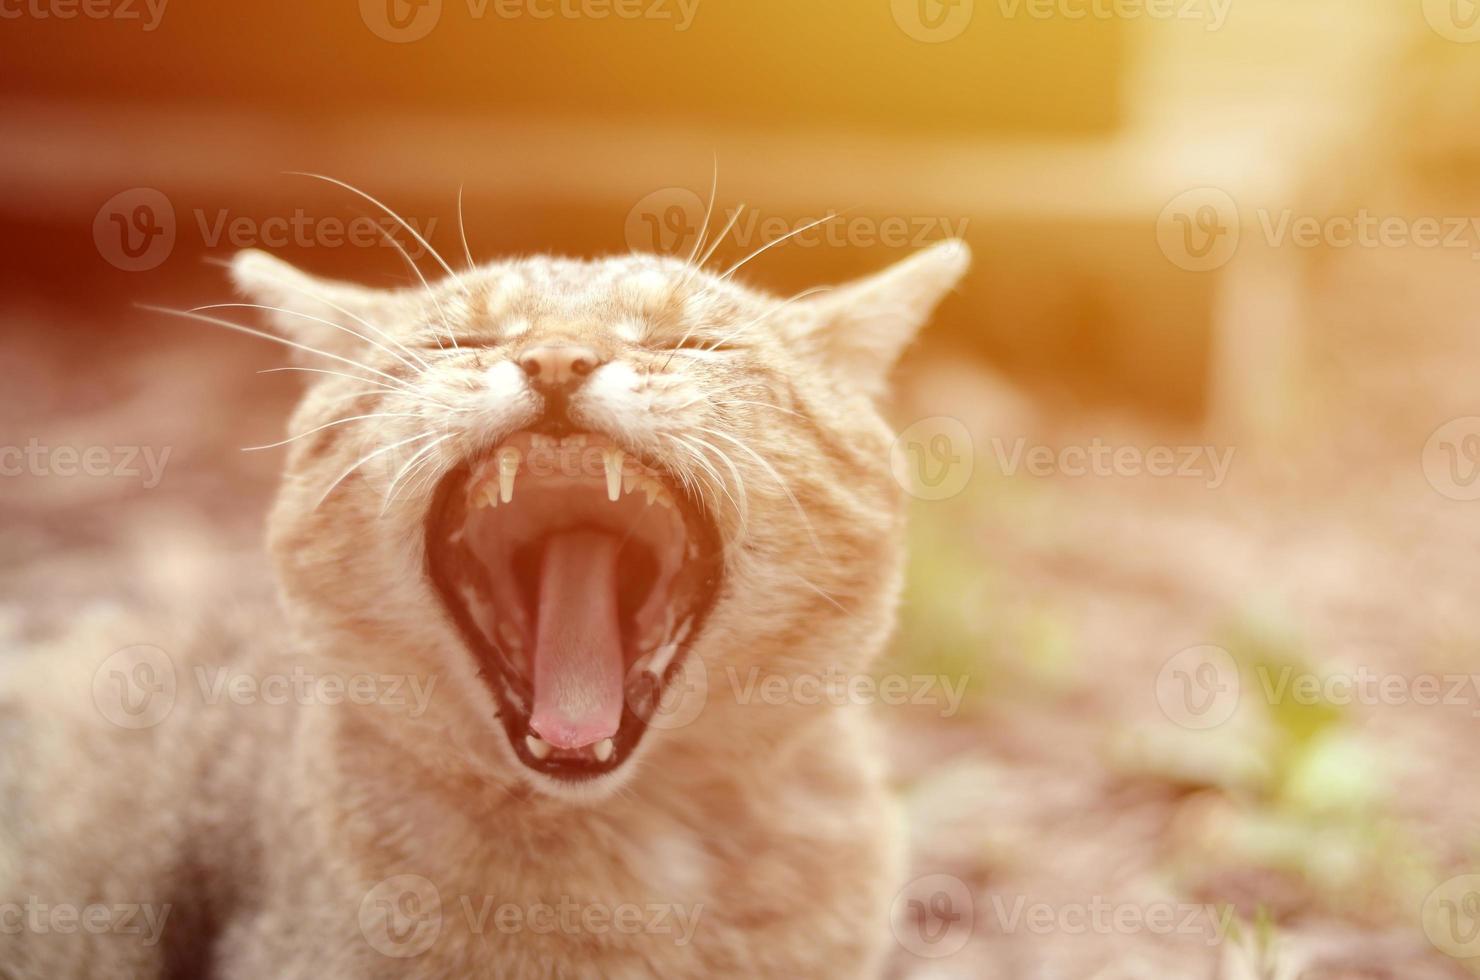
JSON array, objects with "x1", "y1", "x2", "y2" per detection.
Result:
[
  {"x1": 525, "y1": 734, "x2": 551, "y2": 760},
  {"x1": 594, "y1": 738, "x2": 614, "y2": 762}
]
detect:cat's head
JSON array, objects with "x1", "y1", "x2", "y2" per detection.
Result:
[{"x1": 232, "y1": 240, "x2": 968, "y2": 801}]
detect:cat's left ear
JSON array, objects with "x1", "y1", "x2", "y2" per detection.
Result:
[
  {"x1": 792, "y1": 239, "x2": 970, "y2": 398},
  {"x1": 229, "y1": 249, "x2": 399, "y2": 360}
]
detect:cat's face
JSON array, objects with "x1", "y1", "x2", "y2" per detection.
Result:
[{"x1": 233, "y1": 241, "x2": 967, "y2": 801}]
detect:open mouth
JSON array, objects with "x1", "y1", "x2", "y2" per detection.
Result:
[{"x1": 425, "y1": 432, "x2": 722, "y2": 781}]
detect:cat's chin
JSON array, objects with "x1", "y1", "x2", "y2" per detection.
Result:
[{"x1": 424, "y1": 429, "x2": 723, "y2": 787}]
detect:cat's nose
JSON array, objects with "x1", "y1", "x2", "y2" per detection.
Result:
[{"x1": 517, "y1": 344, "x2": 604, "y2": 392}]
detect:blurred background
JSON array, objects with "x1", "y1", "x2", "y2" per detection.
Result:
[{"x1": 5, "y1": 0, "x2": 1480, "y2": 975}]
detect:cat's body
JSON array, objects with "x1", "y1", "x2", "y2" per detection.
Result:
[
  {"x1": 1, "y1": 234, "x2": 968, "y2": 978},
  {"x1": 2, "y1": 630, "x2": 898, "y2": 978}
]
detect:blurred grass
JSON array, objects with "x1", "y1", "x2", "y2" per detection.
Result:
[{"x1": 887, "y1": 482, "x2": 1079, "y2": 718}]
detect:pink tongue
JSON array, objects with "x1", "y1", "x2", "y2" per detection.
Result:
[{"x1": 528, "y1": 529, "x2": 626, "y2": 750}]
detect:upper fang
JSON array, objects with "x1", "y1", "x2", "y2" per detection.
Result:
[{"x1": 603, "y1": 448, "x2": 624, "y2": 502}]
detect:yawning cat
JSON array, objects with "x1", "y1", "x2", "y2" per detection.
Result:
[{"x1": 0, "y1": 232, "x2": 969, "y2": 977}]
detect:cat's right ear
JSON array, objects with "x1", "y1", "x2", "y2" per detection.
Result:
[
  {"x1": 790, "y1": 239, "x2": 970, "y2": 400},
  {"x1": 229, "y1": 249, "x2": 394, "y2": 362}
]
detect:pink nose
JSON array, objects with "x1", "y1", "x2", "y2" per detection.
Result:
[{"x1": 517, "y1": 344, "x2": 602, "y2": 391}]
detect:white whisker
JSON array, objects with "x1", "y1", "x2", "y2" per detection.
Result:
[
  {"x1": 667, "y1": 432, "x2": 749, "y2": 543},
  {"x1": 140, "y1": 305, "x2": 407, "y2": 388},
  {"x1": 256, "y1": 367, "x2": 442, "y2": 403},
  {"x1": 703, "y1": 286, "x2": 833, "y2": 352},
  {"x1": 243, "y1": 413, "x2": 422, "y2": 452},
  {"x1": 795, "y1": 574, "x2": 850, "y2": 615},
  {"x1": 314, "y1": 428, "x2": 444, "y2": 510},
  {"x1": 720, "y1": 211, "x2": 848, "y2": 281},
  {"x1": 457, "y1": 184, "x2": 477, "y2": 273},
  {"x1": 290, "y1": 172, "x2": 467, "y2": 293},
  {"x1": 382, "y1": 432, "x2": 457, "y2": 514},
  {"x1": 695, "y1": 203, "x2": 744, "y2": 272},
  {"x1": 696, "y1": 425, "x2": 825, "y2": 559},
  {"x1": 192, "y1": 303, "x2": 427, "y2": 374},
  {"x1": 378, "y1": 227, "x2": 460, "y2": 352},
  {"x1": 230, "y1": 274, "x2": 430, "y2": 368},
  {"x1": 684, "y1": 155, "x2": 720, "y2": 268}
]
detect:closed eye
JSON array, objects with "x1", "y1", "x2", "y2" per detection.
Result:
[
  {"x1": 415, "y1": 337, "x2": 502, "y2": 350},
  {"x1": 653, "y1": 336, "x2": 739, "y2": 353}
]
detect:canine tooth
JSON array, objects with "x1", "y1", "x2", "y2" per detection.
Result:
[
  {"x1": 603, "y1": 449, "x2": 625, "y2": 502},
  {"x1": 593, "y1": 738, "x2": 614, "y2": 762},
  {"x1": 497, "y1": 447, "x2": 521, "y2": 503},
  {"x1": 525, "y1": 734, "x2": 551, "y2": 760}
]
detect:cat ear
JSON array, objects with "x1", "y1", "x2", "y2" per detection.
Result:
[
  {"x1": 229, "y1": 249, "x2": 397, "y2": 360},
  {"x1": 794, "y1": 239, "x2": 970, "y2": 398}
]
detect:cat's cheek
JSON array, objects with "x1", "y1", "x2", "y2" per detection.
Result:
[
  {"x1": 473, "y1": 359, "x2": 538, "y2": 435},
  {"x1": 574, "y1": 360, "x2": 646, "y2": 436}
]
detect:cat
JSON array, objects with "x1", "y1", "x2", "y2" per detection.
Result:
[{"x1": 0, "y1": 232, "x2": 969, "y2": 978}]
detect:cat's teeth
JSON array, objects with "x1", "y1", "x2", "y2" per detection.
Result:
[
  {"x1": 562, "y1": 435, "x2": 587, "y2": 448},
  {"x1": 525, "y1": 734, "x2": 552, "y2": 760},
  {"x1": 603, "y1": 448, "x2": 625, "y2": 502},
  {"x1": 530, "y1": 434, "x2": 557, "y2": 450},
  {"x1": 635, "y1": 476, "x2": 672, "y2": 508},
  {"x1": 623, "y1": 473, "x2": 638, "y2": 495},
  {"x1": 477, "y1": 484, "x2": 499, "y2": 509},
  {"x1": 593, "y1": 738, "x2": 614, "y2": 763},
  {"x1": 497, "y1": 447, "x2": 521, "y2": 503}
]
